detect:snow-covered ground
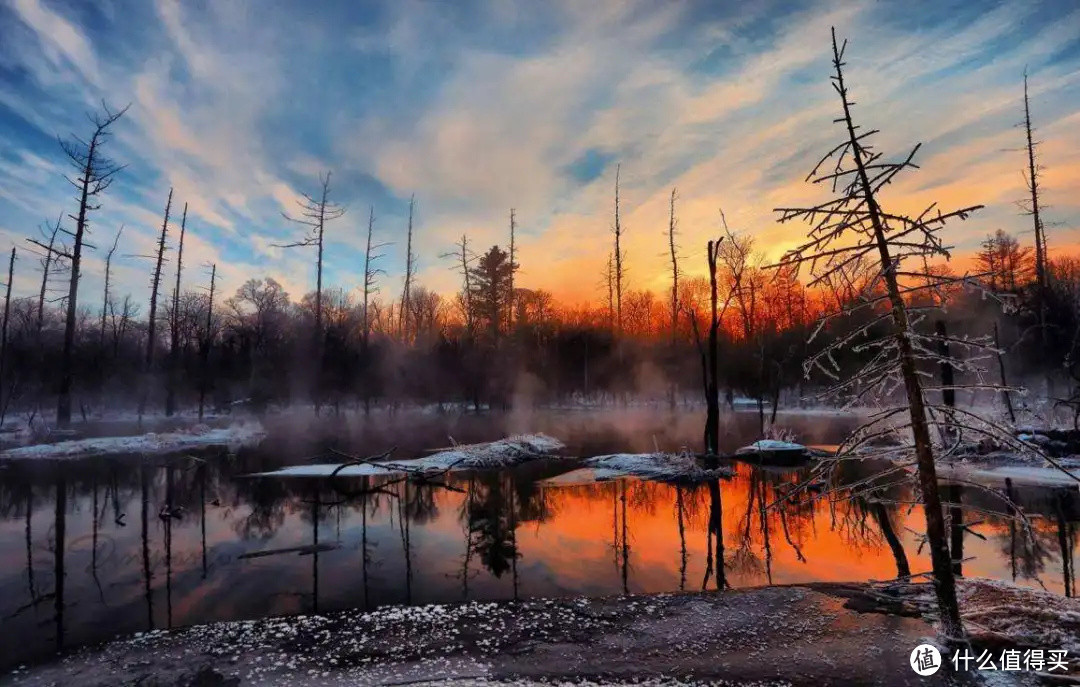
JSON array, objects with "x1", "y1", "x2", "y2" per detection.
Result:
[
  {"x1": 936, "y1": 463, "x2": 1080, "y2": 489},
  {"x1": 247, "y1": 434, "x2": 565, "y2": 479},
  {"x1": 6, "y1": 585, "x2": 966, "y2": 686},
  {"x1": 0, "y1": 422, "x2": 267, "y2": 460},
  {"x1": 582, "y1": 452, "x2": 732, "y2": 483},
  {"x1": 735, "y1": 439, "x2": 808, "y2": 454}
]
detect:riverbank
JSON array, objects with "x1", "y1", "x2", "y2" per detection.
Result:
[{"x1": 7, "y1": 579, "x2": 1072, "y2": 686}]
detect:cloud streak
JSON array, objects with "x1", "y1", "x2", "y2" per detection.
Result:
[{"x1": 0, "y1": 0, "x2": 1075, "y2": 309}]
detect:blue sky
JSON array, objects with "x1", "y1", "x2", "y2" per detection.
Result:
[{"x1": 0, "y1": 0, "x2": 1078, "y2": 307}]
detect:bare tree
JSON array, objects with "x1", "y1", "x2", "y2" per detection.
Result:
[
  {"x1": 362, "y1": 205, "x2": 388, "y2": 353},
  {"x1": 508, "y1": 208, "x2": 516, "y2": 332},
  {"x1": 668, "y1": 188, "x2": 679, "y2": 410},
  {"x1": 147, "y1": 188, "x2": 172, "y2": 369},
  {"x1": 198, "y1": 264, "x2": 216, "y2": 421},
  {"x1": 166, "y1": 204, "x2": 187, "y2": 416},
  {"x1": 26, "y1": 215, "x2": 64, "y2": 337},
  {"x1": 0, "y1": 248, "x2": 15, "y2": 423},
  {"x1": 444, "y1": 235, "x2": 476, "y2": 335},
  {"x1": 99, "y1": 226, "x2": 123, "y2": 349},
  {"x1": 1022, "y1": 72, "x2": 1051, "y2": 396},
  {"x1": 772, "y1": 29, "x2": 988, "y2": 638},
  {"x1": 275, "y1": 172, "x2": 345, "y2": 353},
  {"x1": 52, "y1": 102, "x2": 128, "y2": 426},
  {"x1": 400, "y1": 195, "x2": 417, "y2": 341},
  {"x1": 612, "y1": 165, "x2": 625, "y2": 332}
]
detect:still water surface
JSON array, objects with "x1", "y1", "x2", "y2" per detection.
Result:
[{"x1": 0, "y1": 408, "x2": 1076, "y2": 669}]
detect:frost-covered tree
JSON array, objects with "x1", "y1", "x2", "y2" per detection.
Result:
[{"x1": 773, "y1": 28, "x2": 998, "y2": 639}]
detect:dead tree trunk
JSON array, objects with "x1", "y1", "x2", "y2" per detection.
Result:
[
  {"x1": 54, "y1": 103, "x2": 128, "y2": 427},
  {"x1": 166, "y1": 204, "x2": 187, "y2": 417},
  {"x1": 705, "y1": 239, "x2": 722, "y2": 456},
  {"x1": 198, "y1": 264, "x2": 216, "y2": 421},
  {"x1": 99, "y1": 226, "x2": 123, "y2": 350},
  {"x1": 275, "y1": 172, "x2": 345, "y2": 412},
  {"x1": 508, "y1": 209, "x2": 516, "y2": 332},
  {"x1": 0, "y1": 248, "x2": 15, "y2": 424},
  {"x1": 361, "y1": 206, "x2": 386, "y2": 414},
  {"x1": 668, "y1": 187, "x2": 679, "y2": 411},
  {"x1": 400, "y1": 195, "x2": 416, "y2": 342},
  {"x1": 142, "y1": 188, "x2": 172, "y2": 418},
  {"x1": 1024, "y1": 73, "x2": 1050, "y2": 396},
  {"x1": 613, "y1": 165, "x2": 624, "y2": 333},
  {"x1": 35, "y1": 215, "x2": 62, "y2": 337},
  {"x1": 994, "y1": 321, "x2": 1016, "y2": 423},
  {"x1": 832, "y1": 33, "x2": 962, "y2": 637}
]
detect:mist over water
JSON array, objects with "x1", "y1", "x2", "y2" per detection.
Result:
[{"x1": 0, "y1": 407, "x2": 1075, "y2": 670}]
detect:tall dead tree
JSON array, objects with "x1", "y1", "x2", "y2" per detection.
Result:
[
  {"x1": 508, "y1": 209, "x2": 516, "y2": 331},
  {"x1": 53, "y1": 102, "x2": 128, "y2": 427},
  {"x1": 399, "y1": 195, "x2": 416, "y2": 341},
  {"x1": 612, "y1": 165, "x2": 624, "y2": 332},
  {"x1": 29, "y1": 215, "x2": 63, "y2": 336},
  {"x1": 198, "y1": 264, "x2": 216, "y2": 422},
  {"x1": 605, "y1": 253, "x2": 615, "y2": 329},
  {"x1": 99, "y1": 226, "x2": 123, "y2": 349},
  {"x1": 362, "y1": 205, "x2": 388, "y2": 354},
  {"x1": 668, "y1": 188, "x2": 679, "y2": 409},
  {"x1": 165, "y1": 204, "x2": 187, "y2": 416},
  {"x1": 1023, "y1": 73, "x2": 1051, "y2": 395},
  {"x1": 276, "y1": 172, "x2": 345, "y2": 349},
  {"x1": 147, "y1": 188, "x2": 172, "y2": 370},
  {"x1": 704, "y1": 239, "x2": 721, "y2": 455},
  {"x1": 0, "y1": 248, "x2": 15, "y2": 423},
  {"x1": 444, "y1": 235, "x2": 477, "y2": 335},
  {"x1": 772, "y1": 29, "x2": 989, "y2": 638}
]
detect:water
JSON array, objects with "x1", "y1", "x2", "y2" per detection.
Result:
[{"x1": 0, "y1": 407, "x2": 1076, "y2": 670}]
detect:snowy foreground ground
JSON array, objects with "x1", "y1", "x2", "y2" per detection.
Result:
[{"x1": 6, "y1": 580, "x2": 1075, "y2": 687}]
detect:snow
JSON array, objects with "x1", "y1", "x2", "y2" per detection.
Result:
[
  {"x1": 935, "y1": 463, "x2": 1080, "y2": 489},
  {"x1": 247, "y1": 434, "x2": 565, "y2": 479},
  {"x1": 537, "y1": 467, "x2": 629, "y2": 487},
  {"x1": 0, "y1": 422, "x2": 267, "y2": 460},
  {"x1": 735, "y1": 439, "x2": 807, "y2": 454},
  {"x1": 583, "y1": 452, "x2": 731, "y2": 483}
]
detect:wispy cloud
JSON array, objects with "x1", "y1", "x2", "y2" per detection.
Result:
[{"x1": 0, "y1": 0, "x2": 1076, "y2": 308}]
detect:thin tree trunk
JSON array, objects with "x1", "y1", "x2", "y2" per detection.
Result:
[
  {"x1": 99, "y1": 226, "x2": 123, "y2": 350},
  {"x1": 508, "y1": 208, "x2": 515, "y2": 332},
  {"x1": 1024, "y1": 73, "x2": 1049, "y2": 397},
  {"x1": 142, "y1": 188, "x2": 172, "y2": 419},
  {"x1": 198, "y1": 264, "x2": 216, "y2": 421},
  {"x1": 0, "y1": 248, "x2": 14, "y2": 424},
  {"x1": 993, "y1": 321, "x2": 1016, "y2": 423},
  {"x1": 166, "y1": 204, "x2": 186, "y2": 417},
  {"x1": 833, "y1": 30, "x2": 962, "y2": 636},
  {"x1": 400, "y1": 195, "x2": 415, "y2": 341},
  {"x1": 613, "y1": 165, "x2": 623, "y2": 333},
  {"x1": 705, "y1": 240, "x2": 721, "y2": 456},
  {"x1": 668, "y1": 187, "x2": 679, "y2": 411},
  {"x1": 37, "y1": 215, "x2": 61, "y2": 337},
  {"x1": 57, "y1": 143, "x2": 98, "y2": 427}
]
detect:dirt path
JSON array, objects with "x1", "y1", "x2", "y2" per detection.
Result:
[{"x1": 2, "y1": 585, "x2": 1026, "y2": 686}]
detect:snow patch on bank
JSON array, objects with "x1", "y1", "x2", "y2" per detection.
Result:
[
  {"x1": 936, "y1": 463, "x2": 1080, "y2": 489},
  {"x1": 248, "y1": 434, "x2": 565, "y2": 479},
  {"x1": 583, "y1": 452, "x2": 731, "y2": 483},
  {"x1": 0, "y1": 422, "x2": 267, "y2": 460},
  {"x1": 736, "y1": 439, "x2": 807, "y2": 454}
]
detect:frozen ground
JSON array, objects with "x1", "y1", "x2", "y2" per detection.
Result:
[
  {"x1": 247, "y1": 434, "x2": 565, "y2": 479},
  {"x1": 2, "y1": 584, "x2": 1011, "y2": 687},
  {"x1": 583, "y1": 452, "x2": 732, "y2": 483},
  {"x1": 0, "y1": 422, "x2": 267, "y2": 460}
]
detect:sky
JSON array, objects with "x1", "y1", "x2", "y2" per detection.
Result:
[{"x1": 0, "y1": 0, "x2": 1078, "y2": 311}]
